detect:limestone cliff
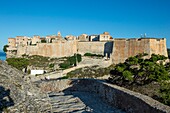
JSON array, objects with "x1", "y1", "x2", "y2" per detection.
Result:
[{"x1": 0, "y1": 60, "x2": 51, "y2": 112}]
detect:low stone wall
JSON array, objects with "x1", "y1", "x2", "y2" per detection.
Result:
[{"x1": 38, "y1": 79, "x2": 170, "y2": 113}]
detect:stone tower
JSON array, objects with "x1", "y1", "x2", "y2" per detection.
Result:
[{"x1": 58, "y1": 31, "x2": 61, "y2": 36}]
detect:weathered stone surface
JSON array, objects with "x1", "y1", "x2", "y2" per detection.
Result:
[
  {"x1": 0, "y1": 61, "x2": 51, "y2": 112},
  {"x1": 112, "y1": 38, "x2": 168, "y2": 64},
  {"x1": 47, "y1": 91, "x2": 125, "y2": 113},
  {"x1": 38, "y1": 79, "x2": 170, "y2": 113}
]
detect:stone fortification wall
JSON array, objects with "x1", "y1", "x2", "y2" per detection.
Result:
[
  {"x1": 17, "y1": 40, "x2": 77, "y2": 57},
  {"x1": 13, "y1": 38, "x2": 167, "y2": 64},
  {"x1": 150, "y1": 38, "x2": 168, "y2": 56},
  {"x1": 78, "y1": 41, "x2": 113, "y2": 57},
  {"x1": 38, "y1": 79, "x2": 170, "y2": 113},
  {"x1": 112, "y1": 38, "x2": 168, "y2": 64}
]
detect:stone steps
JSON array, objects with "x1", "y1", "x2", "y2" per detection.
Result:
[{"x1": 47, "y1": 91, "x2": 126, "y2": 113}]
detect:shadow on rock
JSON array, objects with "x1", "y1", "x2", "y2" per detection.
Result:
[
  {"x1": 0, "y1": 86, "x2": 14, "y2": 113},
  {"x1": 62, "y1": 79, "x2": 125, "y2": 113}
]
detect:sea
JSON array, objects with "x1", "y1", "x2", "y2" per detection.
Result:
[{"x1": 0, "y1": 52, "x2": 6, "y2": 61}]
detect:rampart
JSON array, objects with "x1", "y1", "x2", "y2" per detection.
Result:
[
  {"x1": 17, "y1": 41, "x2": 77, "y2": 58},
  {"x1": 8, "y1": 38, "x2": 168, "y2": 64},
  {"x1": 38, "y1": 79, "x2": 170, "y2": 113},
  {"x1": 112, "y1": 38, "x2": 168, "y2": 64}
]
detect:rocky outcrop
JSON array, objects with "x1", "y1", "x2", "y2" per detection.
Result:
[{"x1": 0, "y1": 60, "x2": 51, "y2": 113}]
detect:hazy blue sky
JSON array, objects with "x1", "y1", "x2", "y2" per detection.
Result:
[{"x1": 0, "y1": 0, "x2": 170, "y2": 49}]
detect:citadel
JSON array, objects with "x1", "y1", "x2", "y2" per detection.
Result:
[{"x1": 7, "y1": 31, "x2": 168, "y2": 64}]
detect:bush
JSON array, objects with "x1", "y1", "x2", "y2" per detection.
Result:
[
  {"x1": 3, "y1": 45, "x2": 9, "y2": 52},
  {"x1": 49, "y1": 63, "x2": 54, "y2": 68},
  {"x1": 27, "y1": 69, "x2": 31, "y2": 74},
  {"x1": 60, "y1": 76, "x2": 69, "y2": 79},
  {"x1": 59, "y1": 62, "x2": 71, "y2": 69},
  {"x1": 59, "y1": 54, "x2": 82, "y2": 69},
  {"x1": 6, "y1": 58, "x2": 29, "y2": 70},
  {"x1": 77, "y1": 54, "x2": 82, "y2": 62},
  {"x1": 109, "y1": 53, "x2": 170, "y2": 106},
  {"x1": 159, "y1": 82, "x2": 170, "y2": 106},
  {"x1": 84, "y1": 53, "x2": 103, "y2": 57},
  {"x1": 109, "y1": 53, "x2": 169, "y2": 85}
]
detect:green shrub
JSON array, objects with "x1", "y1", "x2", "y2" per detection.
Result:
[
  {"x1": 59, "y1": 54, "x2": 82, "y2": 69},
  {"x1": 27, "y1": 69, "x2": 31, "y2": 74},
  {"x1": 59, "y1": 62, "x2": 71, "y2": 69},
  {"x1": 159, "y1": 82, "x2": 170, "y2": 106},
  {"x1": 77, "y1": 54, "x2": 82, "y2": 62},
  {"x1": 84, "y1": 53, "x2": 103, "y2": 57},
  {"x1": 3, "y1": 45, "x2": 9, "y2": 52},
  {"x1": 6, "y1": 58, "x2": 29, "y2": 70},
  {"x1": 60, "y1": 76, "x2": 69, "y2": 79},
  {"x1": 109, "y1": 53, "x2": 169, "y2": 85},
  {"x1": 49, "y1": 63, "x2": 54, "y2": 68}
]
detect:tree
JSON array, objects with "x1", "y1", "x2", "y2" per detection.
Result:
[
  {"x1": 3, "y1": 45, "x2": 9, "y2": 52},
  {"x1": 109, "y1": 53, "x2": 169, "y2": 85},
  {"x1": 159, "y1": 82, "x2": 170, "y2": 106}
]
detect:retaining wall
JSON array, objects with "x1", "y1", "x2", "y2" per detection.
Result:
[{"x1": 38, "y1": 79, "x2": 170, "y2": 113}]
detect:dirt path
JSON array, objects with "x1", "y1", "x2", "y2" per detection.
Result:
[{"x1": 31, "y1": 57, "x2": 112, "y2": 81}]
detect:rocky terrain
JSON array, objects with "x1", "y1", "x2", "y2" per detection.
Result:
[
  {"x1": 0, "y1": 60, "x2": 51, "y2": 112},
  {"x1": 0, "y1": 60, "x2": 124, "y2": 113}
]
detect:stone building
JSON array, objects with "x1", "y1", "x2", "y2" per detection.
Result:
[
  {"x1": 78, "y1": 34, "x2": 89, "y2": 41},
  {"x1": 99, "y1": 32, "x2": 111, "y2": 41},
  {"x1": 46, "y1": 32, "x2": 63, "y2": 43},
  {"x1": 16, "y1": 36, "x2": 28, "y2": 47},
  {"x1": 65, "y1": 35, "x2": 77, "y2": 40},
  {"x1": 89, "y1": 35, "x2": 99, "y2": 41},
  {"x1": 31, "y1": 35, "x2": 41, "y2": 45},
  {"x1": 8, "y1": 38, "x2": 16, "y2": 48}
]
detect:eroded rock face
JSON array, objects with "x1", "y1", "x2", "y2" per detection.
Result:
[{"x1": 0, "y1": 61, "x2": 51, "y2": 113}]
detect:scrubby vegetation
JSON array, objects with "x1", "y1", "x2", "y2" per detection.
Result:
[
  {"x1": 109, "y1": 53, "x2": 170, "y2": 106},
  {"x1": 84, "y1": 53, "x2": 104, "y2": 57},
  {"x1": 6, "y1": 55, "x2": 61, "y2": 72},
  {"x1": 66, "y1": 64, "x2": 115, "y2": 78},
  {"x1": 3, "y1": 45, "x2": 9, "y2": 52},
  {"x1": 6, "y1": 54, "x2": 82, "y2": 72},
  {"x1": 6, "y1": 58, "x2": 29, "y2": 70},
  {"x1": 159, "y1": 82, "x2": 170, "y2": 105},
  {"x1": 59, "y1": 54, "x2": 82, "y2": 69}
]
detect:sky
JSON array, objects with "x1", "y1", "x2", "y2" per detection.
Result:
[{"x1": 0, "y1": 0, "x2": 170, "y2": 50}]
